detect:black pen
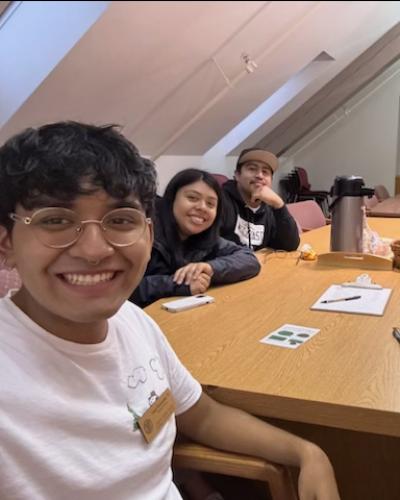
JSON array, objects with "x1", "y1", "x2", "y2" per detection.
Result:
[
  {"x1": 393, "y1": 328, "x2": 400, "y2": 344},
  {"x1": 321, "y1": 295, "x2": 361, "y2": 304}
]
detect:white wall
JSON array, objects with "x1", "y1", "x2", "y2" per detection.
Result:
[
  {"x1": 155, "y1": 155, "x2": 237, "y2": 194},
  {"x1": 154, "y1": 156, "x2": 202, "y2": 194},
  {"x1": 156, "y1": 152, "x2": 285, "y2": 194},
  {"x1": 280, "y1": 64, "x2": 400, "y2": 196},
  {"x1": 156, "y1": 62, "x2": 400, "y2": 198}
]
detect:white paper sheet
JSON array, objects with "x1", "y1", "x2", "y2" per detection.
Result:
[{"x1": 311, "y1": 284, "x2": 392, "y2": 316}]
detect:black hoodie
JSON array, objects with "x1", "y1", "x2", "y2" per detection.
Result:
[
  {"x1": 221, "y1": 180, "x2": 300, "y2": 251},
  {"x1": 129, "y1": 198, "x2": 261, "y2": 308}
]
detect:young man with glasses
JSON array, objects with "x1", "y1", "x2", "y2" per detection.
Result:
[
  {"x1": 0, "y1": 122, "x2": 339, "y2": 500},
  {"x1": 221, "y1": 148, "x2": 300, "y2": 251}
]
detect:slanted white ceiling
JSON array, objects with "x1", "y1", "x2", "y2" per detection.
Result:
[{"x1": 1, "y1": 1, "x2": 400, "y2": 159}]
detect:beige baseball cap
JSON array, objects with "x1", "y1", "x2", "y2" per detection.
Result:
[{"x1": 237, "y1": 148, "x2": 279, "y2": 173}]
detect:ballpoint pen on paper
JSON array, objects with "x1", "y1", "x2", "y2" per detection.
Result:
[
  {"x1": 393, "y1": 326, "x2": 400, "y2": 344},
  {"x1": 392, "y1": 327, "x2": 400, "y2": 344},
  {"x1": 321, "y1": 295, "x2": 362, "y2": 304}
]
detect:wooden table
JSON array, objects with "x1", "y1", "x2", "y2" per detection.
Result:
[{"x1": 146, "y1": 218, "x2": 400, "y2": 499}]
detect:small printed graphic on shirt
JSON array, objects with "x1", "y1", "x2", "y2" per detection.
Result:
[
  {"x1": 149, "y1": 357, "x2": 165, "y2": 380},
  {"x1": 127, "y1": 403, "x2": 141, "y2": 431},
  {"x1": 127, "y1": 366, "x2": 147, "y2": 388},
  {"x1": 148, "y1": 390, "x2": 159, "y2": 405},
  {"x1": 127, "y1": 390, "x2": 160, "y2": 431},
  {"x1": 126, "y1": 357, "x2": 167, "y2": 432}
]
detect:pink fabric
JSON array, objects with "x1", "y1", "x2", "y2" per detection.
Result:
[
  {"x1": 0, "y1": 267, "x2": 21, "y2": 297},
  {"x1": 374, "y1": 185, "x2": 390, "y2": 201},
  {"x1": 364, "y1": 195, "x2": 378, "y2": 209},
  {"x1": 287, "y1": 200, "x2": 326, "y2": 232}
]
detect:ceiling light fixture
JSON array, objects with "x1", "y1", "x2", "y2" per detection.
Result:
[{"x1": 241, "y1": 53, "x2": 258, "y2": 74}]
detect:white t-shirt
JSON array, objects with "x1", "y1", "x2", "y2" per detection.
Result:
[{"x1": 0, "y1": 298, "x2": 202, "y2": 500}]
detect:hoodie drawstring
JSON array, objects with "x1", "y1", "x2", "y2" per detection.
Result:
[{"x1": 246, "y1": 207, "x2": 252, "y2": 249}]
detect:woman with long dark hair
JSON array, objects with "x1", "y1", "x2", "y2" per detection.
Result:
[{"x1": 130, "y1": 168, "x2": 260, "y2": 308}]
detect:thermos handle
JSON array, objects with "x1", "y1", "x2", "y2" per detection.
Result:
[
  {"x1": 328, "y1": 196, "x2": 341, "y2": 211},
  {"x1": 329, "y1": 187, "x2": 374, "y2": 211}
]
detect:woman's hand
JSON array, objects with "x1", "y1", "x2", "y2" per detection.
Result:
[
  {"x1": 174, "y1": 262, "x2": 214, "y2": 286},
  {"x1": 189, "y1": 272, "x2": 211, "y2": 295}
]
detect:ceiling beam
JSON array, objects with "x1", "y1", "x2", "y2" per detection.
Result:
[
  {"x1": 256, "y1": 22, "x2": 400, "y2": 156},
  {"x1": 0, "y1": 1, "x2": 11, "y2": 17}
]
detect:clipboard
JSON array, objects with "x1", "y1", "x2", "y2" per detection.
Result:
[{"x1": 311, "y1": 284, "x2": 392, "y2": 316}]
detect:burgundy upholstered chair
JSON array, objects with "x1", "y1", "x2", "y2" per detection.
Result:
[{"x1": 287, "y1": 200, "x2": 328, "y2": 232}]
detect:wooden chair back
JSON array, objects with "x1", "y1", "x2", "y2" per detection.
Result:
[{"x1": 173, "y1": 441, "x2": 298, "y2": 500}]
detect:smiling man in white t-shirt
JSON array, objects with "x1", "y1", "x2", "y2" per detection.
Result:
[{"x1": 0, "y1": 122, "x2": 339, "y2": 500}]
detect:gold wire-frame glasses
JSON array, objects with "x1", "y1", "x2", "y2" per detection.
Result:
[{"x1": 9, "y1": 207, "x2": 151, "y2": 249}]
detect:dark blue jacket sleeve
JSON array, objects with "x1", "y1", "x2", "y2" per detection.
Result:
[
  {"x1": 129, "y1": 242, "x2": 191, "y2": 308},
  {"x1": 208, "y1": 237, "x2": 261, "y2": 285},
  {"x1": 130, "y1": 275, "x2": 190, "y2": 308}
]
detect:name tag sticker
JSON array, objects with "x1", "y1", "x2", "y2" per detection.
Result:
[{"x1": 137, "y1": 388, "x2": 176, "y2": 443}]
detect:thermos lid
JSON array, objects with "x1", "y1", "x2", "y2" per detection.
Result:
[{"x1": 330, "y1": 175, "x2": 373, "y2": 197}]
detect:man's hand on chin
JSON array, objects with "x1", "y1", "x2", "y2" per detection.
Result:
[{"x1": 251, "y1": 185, "x2": 284, "y2": 209}]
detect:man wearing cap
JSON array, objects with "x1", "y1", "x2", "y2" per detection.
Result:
[{"x1": 220, "y1": 148, "x2": 300, "y2": 251}]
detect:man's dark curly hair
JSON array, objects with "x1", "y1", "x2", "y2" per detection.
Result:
[{"x1": 0, "y1": 121, "x2": 157, "y2": 231}]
